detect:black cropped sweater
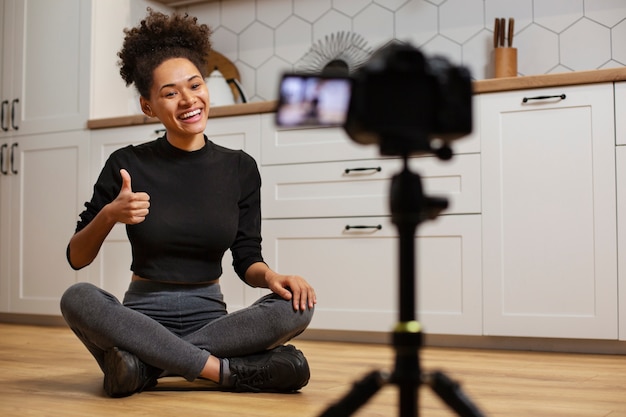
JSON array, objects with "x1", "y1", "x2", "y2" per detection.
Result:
[{"x1": 71, "y1": 136, "x2": 264, "y2": 284}]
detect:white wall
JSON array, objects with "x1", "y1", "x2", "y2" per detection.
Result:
[
  {"x1": 90, "y1": 0, "x2": 172, "y2": 118},
  {"x1": 91, "y1": 0, "x2": 626, "y2": 118}
]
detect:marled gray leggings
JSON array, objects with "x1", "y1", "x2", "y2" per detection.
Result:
[{"x1": 60, "y1": 281, "x2": 313, "y2": 381}]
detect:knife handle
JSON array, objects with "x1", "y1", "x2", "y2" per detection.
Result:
[{"x1": 494, "y1": 18, "x2": 500, "y2": 48}]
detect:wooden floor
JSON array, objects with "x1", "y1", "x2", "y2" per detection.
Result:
[{"x1": 1, "y1": 323, "x2": 626, "y2": 417}]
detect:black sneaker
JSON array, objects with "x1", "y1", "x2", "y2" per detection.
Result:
[
  {"x1": 103, "y1": 347, "x2": 159, "y2": 398},
  {"x1": 227, "y1": 345, "x2": 310, "y2": 392}
]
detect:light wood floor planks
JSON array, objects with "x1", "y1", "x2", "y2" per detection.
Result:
[{"x1": 1, "y1": 323, "x2": 625, "y2": 417}]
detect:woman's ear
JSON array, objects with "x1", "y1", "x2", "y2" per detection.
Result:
[{"x1": 139, "y1": 96, "x2": 153, "y2": 117}]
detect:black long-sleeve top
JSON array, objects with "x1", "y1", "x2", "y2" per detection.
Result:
[{"x1": 71, "y1": 136, "x2": 264, "y2": 284}]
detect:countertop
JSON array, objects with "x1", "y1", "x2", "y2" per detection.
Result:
[{"x1": 87, "y1": 67, "x2": 626, "y2": 130}]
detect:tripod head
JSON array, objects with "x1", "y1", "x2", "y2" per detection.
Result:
[{"x1": 276, "y1": 42, "x2": 473, "y2": 161}]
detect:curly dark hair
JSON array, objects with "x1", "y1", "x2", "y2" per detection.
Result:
[{"x1": 118, "y1": 8, "x2": 212, "y2": 98}]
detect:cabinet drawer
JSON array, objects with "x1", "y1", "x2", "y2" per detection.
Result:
[
  {"x1": 261, "y1": 153, "x2": 480, "y2": 218},
  {"x1": 261, "y1": 114, "x2": 377, "y2": 165},
  {"x1": 262, "y1": 215, "x2": 482, "y2": 334},
  {"x1": 260, "y1": 97, "x2": 481, "y2": 165}
]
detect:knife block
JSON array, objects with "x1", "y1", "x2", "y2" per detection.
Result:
[{"x1": 494, "y1": 47, "x2": 517, "y2": 78}]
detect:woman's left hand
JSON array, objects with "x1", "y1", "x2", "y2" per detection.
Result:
[{"x1": 265, "y1": 271, "x2": 317, "y2": 311}]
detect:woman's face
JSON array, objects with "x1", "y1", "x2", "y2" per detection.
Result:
[{"x1": 141, "y1": 57, "x2": 210, "y2": 149}]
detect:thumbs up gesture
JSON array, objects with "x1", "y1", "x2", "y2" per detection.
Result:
[{"x1": 111, "y1": 169, "x2": 150, "y2": 225}]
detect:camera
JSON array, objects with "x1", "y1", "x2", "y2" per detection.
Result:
[{"x1": 275, "y1": 43, "x2": 473, "y2": 159}]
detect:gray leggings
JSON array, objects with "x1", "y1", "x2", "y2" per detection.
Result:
[{"x1": 60, "y1": 281, "x2": 313, "y2": 381}]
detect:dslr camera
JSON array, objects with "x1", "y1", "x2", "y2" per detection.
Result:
[{"x1": 275, "y1": 43, "x2": 473, "y2": 159}]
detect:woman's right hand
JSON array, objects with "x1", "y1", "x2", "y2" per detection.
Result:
[{"x1": 109, "y1": 169, "x2": 150, "y2": 225}]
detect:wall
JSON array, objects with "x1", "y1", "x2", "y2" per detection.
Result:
[
  {"x1": 90, "y1": 0, "x2": 172, "y2": 118},
  {"x1": 183, "y1": 0, "x2": 626, "y2": 103},
  {"x1": 91, "y1": 0, "x2": 626, "y2": 117}
]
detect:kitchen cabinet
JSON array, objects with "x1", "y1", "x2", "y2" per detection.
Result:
[
  {"x1": 0, "y1": 138, "x2": 10, "y2": 311},
  {"x1": 617, "y1": 146, "x2": 626, "y2": 340},
  {"x1": 87, "y1": 115, "x2": 264, "y2": 311},
  {"x1": 481, "y1": 83, "x2": 618, "y2": 339},
  {"x1": 0, "y1": 0, "x2": 90, "y2": 137},
  {"x1": 260, "y1": 110, "x2": 483, "y2": 335},
  {"x1": 0, "y1": 131, "x2": 90, "y2": 315},
  {"x1": 263, "y1": 215, "x2": 482, "y2": 335},
  {"x1": 0, "y1": 0, "x2": 91, "y2": 315},
  {"x1": 616, "y1": 81, "x2": 626, "y2": 340},
  {"x1": 616, "y1": 82, "x2": 626, "y2": 146}
]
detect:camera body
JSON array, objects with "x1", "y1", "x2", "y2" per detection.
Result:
[{"x1": 276, "y1": 43, "x2": 473, "y2": 158}]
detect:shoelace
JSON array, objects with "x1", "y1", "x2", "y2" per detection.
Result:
[{"x1": 233, "y1": 365, "x2": 273, "y2": 392}]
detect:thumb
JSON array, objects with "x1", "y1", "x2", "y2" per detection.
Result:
[{"x1": 120, "y1": 169, "x2": 132, "y2": 192}]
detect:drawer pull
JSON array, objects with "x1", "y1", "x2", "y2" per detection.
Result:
[
  {"x1": 10, "y1": 143, "x2": 18, "y2": 174},
  {"x1": 1, "y1": 100, "x2": 8, "y2": 131},
  {"x1": 344, "y1": 167, "x2": 382, "y2": 174},
  {"x1": 10, "y1": 98, "x2": 19, "y2": 130},
  {"x1": 0, "y1": 143, "x2": 7, "y2": 175},
  {"x1": 345, "y1": 224, "x2": 382, "y2": 231},
  {"x1": 522, "y1": 94, "x2": 566, "y2": 103}
]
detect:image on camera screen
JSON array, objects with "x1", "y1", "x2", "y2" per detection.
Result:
[{"x1": 276, "y1": 75, "x2": 352, "y2": 128}]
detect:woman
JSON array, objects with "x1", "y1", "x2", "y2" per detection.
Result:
[{"x1": 60, "y1": 9, "x2": 316, "y2": 398}]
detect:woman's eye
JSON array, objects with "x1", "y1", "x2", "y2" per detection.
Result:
[{"x1": 192, "y1": 83, "x2": 201, "y2": 89}]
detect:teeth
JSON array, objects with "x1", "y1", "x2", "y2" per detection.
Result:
[{"x1": 180, "y1": 109, "x2": 201, "y2": 119}]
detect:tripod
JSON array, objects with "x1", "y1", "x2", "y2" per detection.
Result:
[{"x1": 319, "y1": 154, "x2": 486, "y2": 417}]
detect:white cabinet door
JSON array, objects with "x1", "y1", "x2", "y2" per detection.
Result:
[
  {"x1": 262, "y1": 215, "x2": 482, "y2": 335},
  {"x1": 616, "y1": 82, "x2": 626, "y2": 146},
  {"x1": 0, "y1": 0, "x2": 14, "y2": 137},
  {"x1": 618, "y1": 146, "x2": 626, "y2": 340},
  {"x1": 2, "y1": 0, "x2": 90, "y2": 136},
  {"x1": 205, "y1": 114, "x2": 261, "y2": 161},
  {"x1": 0, "y1": 137, "x2": 10, "y2": 312},
  {"x1": 7, "y1": 131, "x2": 90, "y2": 314},
  {"x1": 481, "y1": 84, "x2": 618, "y2": 339}
]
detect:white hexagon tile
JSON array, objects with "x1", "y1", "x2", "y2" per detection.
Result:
[{"x1": 183, "y1": 0, "x2": 626, "y2": 101}]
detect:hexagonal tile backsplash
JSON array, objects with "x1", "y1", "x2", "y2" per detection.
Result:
[{"x1": 182, "y1": 0, "x2": 626, "y2": 102}]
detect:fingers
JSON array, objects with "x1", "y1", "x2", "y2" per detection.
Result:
[
  {"x1": 115, "y1": 169, "x2": 150, "y2": 224},
  {"x1": 292, "y1": 281, "x2": 317, "y2": 311},
  {"x1": 275, "y1": 275, "x2": 316, "y2": 311},
  {"x1": 120, "y1": 168, "x2": 133, "y2": 192}
]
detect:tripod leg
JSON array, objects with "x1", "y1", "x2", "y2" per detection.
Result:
[
  {"x1": 318, "y1": 370, "x2": 389, "y2": 417},
  {"x1": 425, "y1": 371, "x2": 487, "y2": 417}
]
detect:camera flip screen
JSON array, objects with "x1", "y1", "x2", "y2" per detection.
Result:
[{"x1": 276, "y1": 75, "x2": 352, "y2": 128}]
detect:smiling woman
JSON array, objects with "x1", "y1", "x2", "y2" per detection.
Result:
[
  {"x1": 59, "y1": 8, "x2": 316, "y2": 399},
  {"x1": 140, "y1": 58, "x2": 209, "y2": 150}
]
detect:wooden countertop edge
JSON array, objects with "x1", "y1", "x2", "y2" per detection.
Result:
[
  {"x1": 473, "y1": 67, "x2": 626, "y2": 93},
  {"x1": 87, "y1": 101, "x2": 278, "y2": 130},
  {"x1": 88, "y1": 68, "x2": 626, "y2": 130}
]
